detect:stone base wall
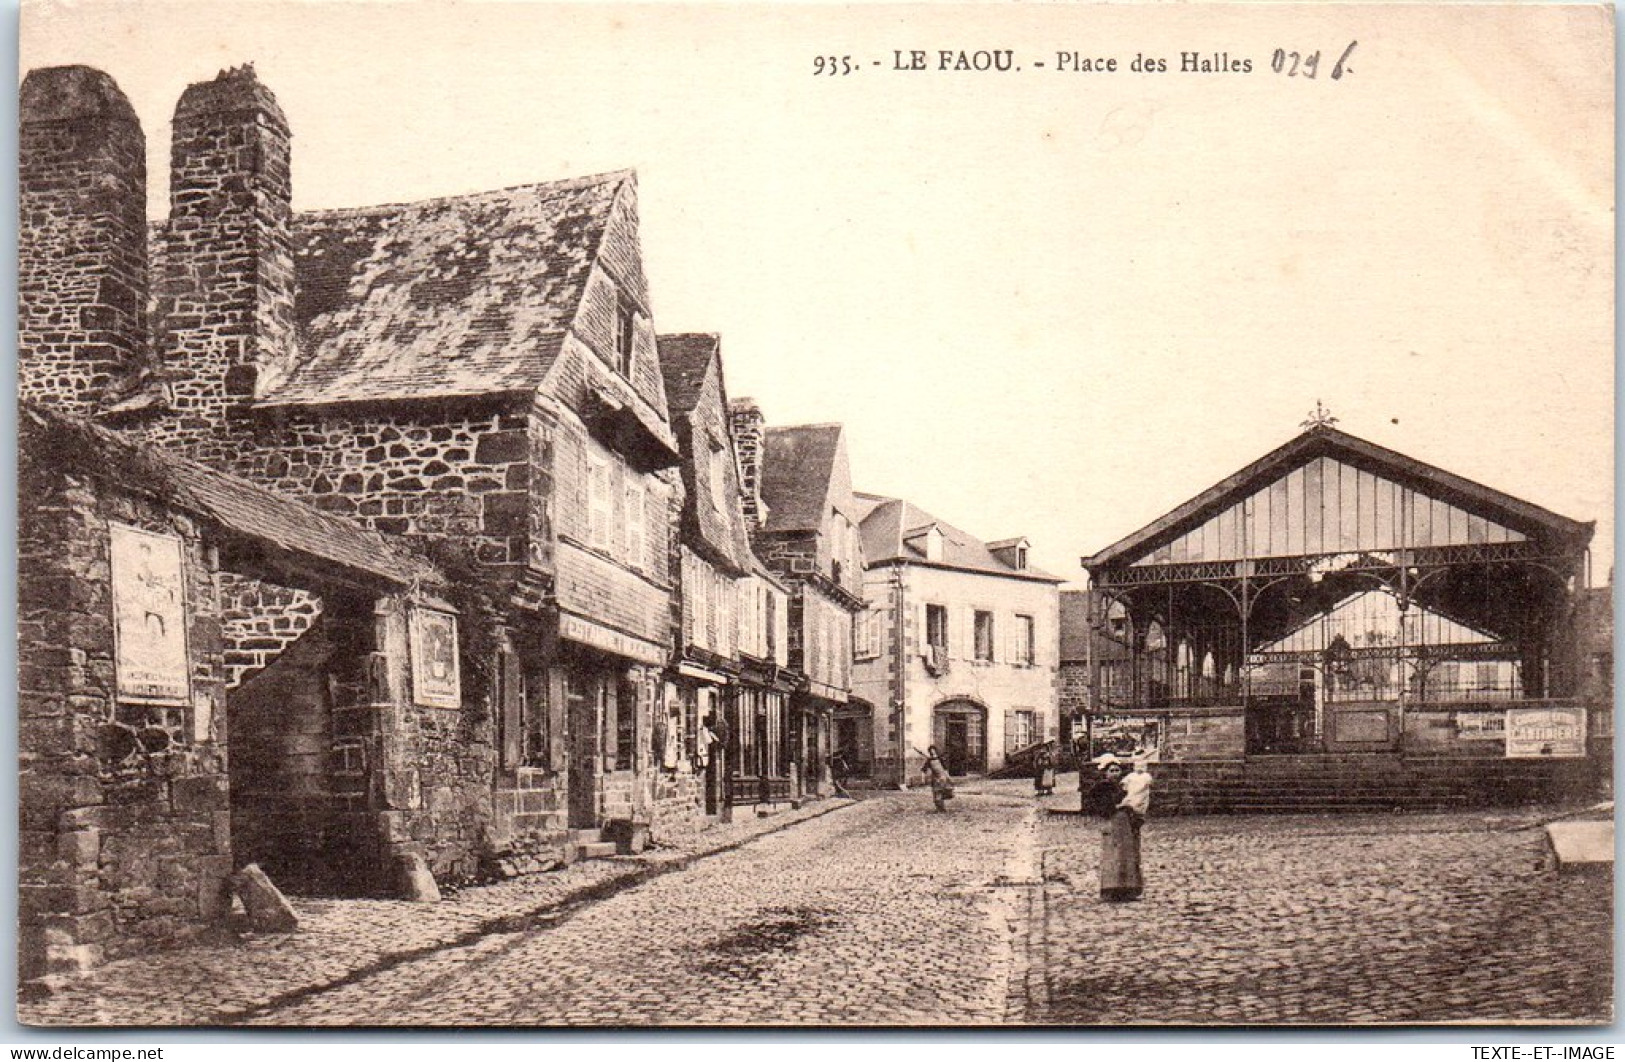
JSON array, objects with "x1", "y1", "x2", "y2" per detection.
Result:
[
  {"x1": 488, "y1": 767, "x2": 569, "y2": 875},
  {"x1": 649, "y1": 769, "x2": 706, "y2": 842},
  {"x1": 19, "y1": 470, "x2": 230, "y2": 980},
  {"x1": 397, "y1": 702, "x2": 495, "y2": 886},
  {"x1": 1164, "y1": 708, "x2": 1246, "y2": 760}
]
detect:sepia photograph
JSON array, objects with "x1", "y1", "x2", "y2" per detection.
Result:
[{"x1": 13, "y1": 0, "x2": 1615, "y2": 1030}]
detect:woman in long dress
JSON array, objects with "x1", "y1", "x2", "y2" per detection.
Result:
[
  {"x1": 922, "y1": 746, "x2": 955, "y2": 811},
  {"x1": 1033, "y1": 742, "x2": 1057, "y2": 796},
  {"x1": 1086, "y1": 757, "x2": 1143, "y2": 901}
]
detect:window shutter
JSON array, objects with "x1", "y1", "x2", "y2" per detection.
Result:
[
  {"x1": 499, "y1": 647, "x2": 523, "y2": 769},
  {"x1": 917, "y1": 603, "x2": 928, "y2": 655},
  {"x1": 1004, "y1": 709, "x2": 1020, "y2": 754},
  {"x1": 961, "y1": 607, "x2": 976, "y2": 661}
]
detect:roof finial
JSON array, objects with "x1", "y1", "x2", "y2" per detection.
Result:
[{"x1": 1300, "y1": 400, "x2": 1338, "y2": 431}]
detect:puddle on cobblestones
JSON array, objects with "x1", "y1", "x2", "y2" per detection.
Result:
[{"x1": 693, "y1": 906, "x2": 835, "y2": 975}]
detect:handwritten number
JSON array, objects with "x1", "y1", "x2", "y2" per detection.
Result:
[
  {"x1": 1274, "y1": 41, "x2": 1354, "y2": 81},
  {"x1": 1330, "y1": 40, "x2": 1358, "y2": 80}
]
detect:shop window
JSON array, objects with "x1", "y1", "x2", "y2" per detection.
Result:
[{"x1": 615, "y1": 676, "x2": 638, "y2": 770}]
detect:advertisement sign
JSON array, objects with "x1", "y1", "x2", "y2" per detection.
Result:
[
  {"x1": 410, "y1": 609, "x2": 462, "y2": 708},
  {"x1": 1454, "y1": 710, "x2": 1507, "y2": 741},
  {"x1": 1087, "y1": 715, "x2": 1163, "y2": 763},
  {"x1": 1505, "y1": 705, "x2": 1586, "y2": 758},
  {"x1": 109, "y1": 522, "x2": 190, "y2": 705}
]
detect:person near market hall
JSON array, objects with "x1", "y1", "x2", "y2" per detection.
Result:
[{"x1": 1086, "y1": 754, "x2": 1144, "y2": 901}]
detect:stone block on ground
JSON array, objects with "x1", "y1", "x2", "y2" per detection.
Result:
[
  {"x1": 396, "y1": 851, "x2": 442, "y2": 902},
  {"x1": 231, "y1": 864, "x2": 299, "y2": 932},
  {"x1": 1545, "y1": 820, "x2": 1613, "y2": 872}
]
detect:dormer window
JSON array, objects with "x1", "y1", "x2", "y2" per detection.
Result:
[
  {"x1": 904, "y1": 524, "x2": 945, "y2": 563},
  {"x1": 988, "y1": 536, "x2": 1030, "y2": 571},
  {"x1": 615, "y1": 295, "x2": 636, "y2": 376}
]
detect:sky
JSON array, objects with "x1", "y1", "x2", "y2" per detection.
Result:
[{"x1": 20, "y1": 1, "x2": 1616, "y2": 586}]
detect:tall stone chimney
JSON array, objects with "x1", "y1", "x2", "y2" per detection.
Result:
[
  {"x1": 729, "y1": 397, "x2": 767, "y2": 528},
  {"x1": 19, "y1": 66, "x2": 149, "y2": 415},
  {"x1": 154, "y1": 65, "x2": 296, "y2": 451}
]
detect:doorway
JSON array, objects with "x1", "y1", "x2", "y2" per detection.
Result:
[
  {"x1": 566, "y1": 672, "x2": 601, "y2": 829},
  {"x1": 932, "y1": 700, "x2": 987, "y2": 776}
]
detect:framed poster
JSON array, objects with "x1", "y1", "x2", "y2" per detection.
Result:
[
  {"x1": 410, "y1": 608, "x2": 462, "y2": 709},
  {"x1": 108, "y1": 522, "x2": 190, "y2": 705}
]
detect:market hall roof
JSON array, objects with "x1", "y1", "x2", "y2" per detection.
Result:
[
  {"x1": 1083, "y1": 424, "x2": 1594, "y2": 572},
  {"x1": 856, "y1": 492, "x2": 1064, "y2": 584},
  {"x1": 21, "y1": 404, "x2": 441, "y2": 595},
  {"x1": 260, "y1": 170, "x2": 631, "y2": 408}
]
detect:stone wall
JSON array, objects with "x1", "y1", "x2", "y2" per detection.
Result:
[
  {"x1": 19, "y1": 67, "x2": 149, "y2": 416},
  {"x1": 151, "y1": 66, "x2": 296, "y2": 452},
  {"x1": 212, "y1": 404, "x2": 541, "y2": 574},
  {"x1": 18, "y1": 468, "x2": 230, "y2": 979},
  {"x1": 729, "y1": 399, "x2": 766, "y2": 527},
  {"x1": 220, "y1": 575, "x2": 323, "y2": 688},
  {"x1": 1163, "y1": 708, "x2": 1246, "y2": 760},
  {"x1": 1059, "y1": 661, "x2": 1089, "y2": 721}
]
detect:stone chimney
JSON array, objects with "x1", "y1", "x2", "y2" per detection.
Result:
[
  {"x1": 729, "y1": 397, "x2": 768, "y2": 528},
  {"x1": 154, "y1": 64, "x2": 296, "y2": 449},
  {"x1": 19, "y1": 66, "x2": 149, "y2": 415}
]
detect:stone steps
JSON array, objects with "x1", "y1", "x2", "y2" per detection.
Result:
[
  {"x1": 1147, "y1": 755, "x2": 1603, "y2": 814},
  {"x1": 568, "y1": 828, "x2": 619, "y2": 861}
]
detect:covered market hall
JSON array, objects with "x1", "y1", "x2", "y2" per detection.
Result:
[{"x1": 1079, "y1": 416, "x2": 1606, "y2": 811}]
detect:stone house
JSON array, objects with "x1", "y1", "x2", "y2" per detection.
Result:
[
  {"x1": 17, "y1": 57, "x2": 705, "y2": 967},
  {"x1": 18, "y1": 405, "x2": 450, "y2": 979},
  {"x1": 656, "y1": 334, "x2": 795, "y2": 822},
  {"x1": 130, "y1": 65, "x2": 687, "y2": 860},
  {"x1": 729, "y1": 406, "x2": 866, "y2": 801},
  {"x1": 849, "y1": 496, "x2": 1062, "y2": 784}
]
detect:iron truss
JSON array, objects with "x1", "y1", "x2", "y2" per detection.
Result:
[
  {"x1": 1095, "y1": 540, "x2": 1577, "y2": 589},
  {"x1": 1248, "y1": 641, "x2": 1521, "y2": 665}
]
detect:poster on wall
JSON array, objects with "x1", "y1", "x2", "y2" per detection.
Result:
[
  {"x1": 410, "y1": 609, "x2": 462, "y2": 709},
  {"x1": 1505, "y1": 705, "x2": 1586, "y2": 759},
  {"x1": 108, "y1": 522, "x2": 190, "y2": 705},
  {"x1": 1087, "y1": 715, "x2": 1163, "y2": 763}
]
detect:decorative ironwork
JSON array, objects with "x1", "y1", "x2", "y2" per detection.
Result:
[
  {"x1": 1300, "y1": 400, "x2": 1339, "y2": 430},
  {"x1": 1100, "y1": 540, "x2": 1573, "y2": 588}
]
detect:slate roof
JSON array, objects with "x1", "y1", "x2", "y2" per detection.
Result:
[
  {"x1": 22, "y1": 405, "x2": 437, "y2": 591},
  {"x1": 759, "y1": 424, "x2": 844, "y2": 534},
  {"x1": 856, "y1": 492, "x2": 1064, "y2": 583},
  {"x1": 656, "y1": 333, "x2": 720, "y2": 417},
  {"x1": 258, "y1": 171, "x2": 630, "y2": 408},
  {"x1": 1083, "y1": 424, "x2": 1595, "y2": 571},
  {"x1": 656, "y1": 333, "x2": 755, "y2": 575}
]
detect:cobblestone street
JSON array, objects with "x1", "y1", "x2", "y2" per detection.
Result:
[{"x1": 21, "y1": 778, "x2": 1612, "y2": 1027}]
